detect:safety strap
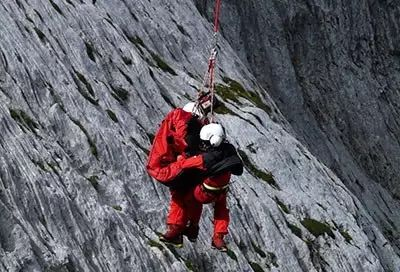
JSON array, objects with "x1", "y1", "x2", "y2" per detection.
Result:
[
  {"x1": 197, "y1": 0, "x2": 223, "y2": 123},
  {"x1": 203, "y1": 183, "x2": 229, "y2": 191}
]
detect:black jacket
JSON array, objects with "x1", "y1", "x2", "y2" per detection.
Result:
[
  {"x1": 203, "y1": 142, "x2": 243, "y2": 177},
  {"x1": 167, "y1": 142, "x2": 243, "y2": 190}
]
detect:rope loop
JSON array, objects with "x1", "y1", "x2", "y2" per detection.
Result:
[{"x1": 197, "y1": 0, "x2": 223, "y2": 123}]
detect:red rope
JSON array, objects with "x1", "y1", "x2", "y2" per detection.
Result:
[
  {"x1": 197, "y1": 0, "x2": 222, "y2": 122},
  {"x1": 213, "y1": 0, "x2": 222, "y2": 33},
  {"x1": 208, "y1": 0, "x2": 222, "y2": 121}
]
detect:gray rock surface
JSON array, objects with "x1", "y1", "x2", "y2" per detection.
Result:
[
  {"x1": 196, "y1": 0, "x2": 400, "y2": 265},
  {"x1": 0, "y1": 0, "x2": 399, "y2": 271}
]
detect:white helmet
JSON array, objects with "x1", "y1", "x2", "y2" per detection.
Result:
[
  {"x1": 200, "y1": 123, "x2": 225, "y2": 147},
  {"x1": 183, "y1": 102, "x2": 203, "y2": 118}
]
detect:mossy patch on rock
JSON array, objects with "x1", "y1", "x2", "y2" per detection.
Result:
[
  {"x1": 215, "y1": 77, "x2": 271, "y2": 113},
  {"x1": 110, "y1": 86, "x2": 129, "y2": 104},
  {"x1": 176, "y1": 24, "x2": 188, "y2": 36},
  {"x1": 150, "y1": 52, "x2": 177, "y2": 76},
  {"x1": 49, "y1": 0, "x2": 63, "y2": 15},
  {"x1": 118, "y1": 68, "x2": 134, "y2": 85},
  {"x1": 33, "y1": 27, "x2": 46, "y2": 42},
  {"x1": 165, "y1": 244, "x2": 181, "y2": 260},
  {"x1": 84, "y1": 41, "x2": 96, "y2": 62},
  {"x1": 71, "y1": 71, "x2": 99, "y2": 106},
  {"x1": 65, "y1": 0, "x2": 75, "y2": 7},
  {"x1": 301, "y1": 218, "x2": 335, "y2": 239},
  {"x1": 251, "y1": 241, "x2": 267, "y2": 258},
  {"x1": 226, "y1": 249, "x2": 238, "y2": 262},
  {"x1": 128, "y1": 34, "x2": 146, "y2": 48},
  {"x1": 238, "y1": 149, "x2": 279, "y2": 189},
  {"x1": 106, "y1": 109, "x2": 118, "y2": 123},
  {"x1": 31, "y1": 159, "x2": 49, "y2": 172},
  {"x1": 249, "y1": 262, "x2": 264, "y2": 272},
  {"x1": 122, "y1": 56, "x2": 133, "y2": 65},
  {"x1": 87, "y1": 175, "x2": 99, "y2": 190},
  {"x1": 184, "y1": 260, "x2": 197, "y2": 271},
  {"x1": 340, "y1": 230, "x2": 353, "y2": 243},
  {"x1": 275, "y1": 197, "x2": 290, "y2": 214},
  {"x1": 214, "y1": 102, "x2": 235, "y2": 115},
  {"x1": 147, "y1": 239, "x2": 164, "y2": 250},
  {"x1": 147, "y1": 133, "x2": 155, "y2": 143},
  {"x1": 112, "y1": 205, "x2": 122, "y2": 211},
  {"x1": 267, "y1": 251, "x2": 279, "y2": 267},
  {"x1": 45, "y1": 261, "x2": 74, "y2": 272},
  {"x1": 47, "y1": 162, "x2": 61, "y2": 178},
  {"x1": 10, "y1": 108, "x2": 39, "y2": 135},
  {"x1": 215, "y1": 83, "x2": 240, "y2": 104},
  {"x1": 187, "y1": 72, "x2": 197, "y2": 79},
  {"x1": 122, "y1": 31, "x2": 176, "y2": 76},
  {"x1": 124, "y1": 32, "x2": 146, "y2": 54},
  {"x1": 287, "y1": 223, "x2": 302, "y2": 238},
  {"x1": 74, "y1": 71, "x2": 95, "y2": 96}
]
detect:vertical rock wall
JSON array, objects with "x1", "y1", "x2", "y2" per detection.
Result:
[{"x1": 0, "y1": 0, "x2": 399, "y2": 271}]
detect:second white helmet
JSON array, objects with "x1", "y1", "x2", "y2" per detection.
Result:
[
  {"x1": 200, "y1": 123, "x2": 225, "y2": 147},
  {"x1": 183, "y1": 102, "x2": 204, "y2": 118}
]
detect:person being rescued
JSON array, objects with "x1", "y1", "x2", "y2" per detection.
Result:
[
  {"x1": 159, "y1": 123, "x2": 244, "y2": 252},
  {"x1": 146, "y1": 93, "x2": 230, "y2": 247}
]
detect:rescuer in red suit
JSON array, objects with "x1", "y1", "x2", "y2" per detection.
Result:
[
  {"x1": 146, "y1": 102, "x2": 206, "y2": 183},
  {"x1": 146, "y1": 96, "x2": 224, "y2": 247}
]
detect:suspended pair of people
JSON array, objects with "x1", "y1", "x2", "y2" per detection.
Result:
[{"x1": 146, "y1": 94, "x2": 243, "y2": 251}]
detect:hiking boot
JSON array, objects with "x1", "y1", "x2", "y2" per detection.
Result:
[
  {"x1": 159, "y1": 225, "x2": 184, "y2": 248},
  {"x1": 211, "y1": 233, "x2": 228, "y2": 252},
  {"x1": 183, "y1": 224, "x2": 199, "y2": 242}
]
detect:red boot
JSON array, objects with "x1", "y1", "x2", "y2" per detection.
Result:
[
  {"x1": 159, "y1": 224, "x2": 184, "y2": 248},
  {"x1": 211, "y1": 233, "x2": 228, "y2": 252},
  {"x1": 183, "y1": 224, "x2": 199, "y2": 242}
]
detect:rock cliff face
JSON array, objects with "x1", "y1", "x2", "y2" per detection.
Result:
[
  {"x1": 0, "y1": 0, "x2": 399, "y2": 271},
  {"x1": 196, "y1": 0, "x2": 400, "y2": 264},
  {"x1": 196, "y1": 0, "x2": 400, "y2": 213}
]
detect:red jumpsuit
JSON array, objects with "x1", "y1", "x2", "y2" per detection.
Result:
[
  {"x1": 146, "y1": 108, "x2": 204, "y2": 183},
  {"x1": 194, "y1": 172, "x2": 231, "y2": 235},
  {"x1": 146, "y1": 108, "x2": 205, "y2": 228},
  {"x1": 176, "y1": 172, "x2": 231, "y2": 235}
]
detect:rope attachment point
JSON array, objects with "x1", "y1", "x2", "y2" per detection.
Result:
[{"x1": 197, "y1": 0, "x2": 223, "y2": 123}]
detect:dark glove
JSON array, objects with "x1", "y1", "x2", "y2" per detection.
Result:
[{"x1": 202, "y1": 149, "x2": 223, "y2": 170}]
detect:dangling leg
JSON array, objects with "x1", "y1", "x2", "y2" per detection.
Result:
[
  {"x1": 161, "y1": 189, "x2": 188, "y2": 247},
  {"x1": 211, "y1": 192, "x2": 229, "y2": 252},
  {"x1": 185, "y1": 181, "x2": 217, "y2": 243},
  {"x1": 183, "y1": 190, "x2": 203, "y2": 242}
]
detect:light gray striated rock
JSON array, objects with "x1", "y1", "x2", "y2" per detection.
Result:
[
  {"x1": 196, "y1": 0, "x2": 400, "y2": 262},
  {"x1": 0, "y1": 0, "x2": 399, "y2": 271}
]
